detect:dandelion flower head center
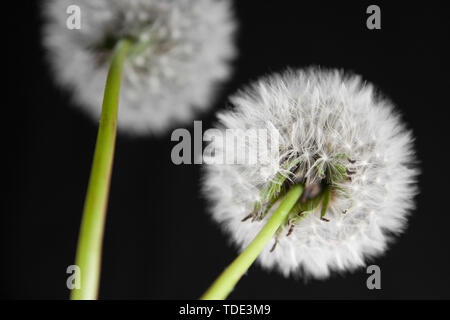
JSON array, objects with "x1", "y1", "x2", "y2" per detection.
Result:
[
  {"x1": 246, "y1": 103, "x2": 377, "y2": 228},
  {"x1": 90, "y1": 3, "x2": 193, "y2": 80}
]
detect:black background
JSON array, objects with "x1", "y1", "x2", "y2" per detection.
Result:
[{"x1": 3, "y1": 1, "x2": 450, "y2": 299}]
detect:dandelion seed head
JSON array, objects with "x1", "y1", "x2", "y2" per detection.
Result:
[
  {"x1": 203, "y1": 68, "x2": 419, "y2": 279},
  {"x1": 43, "y1": 0, "x2": 236, "y2": 134}
]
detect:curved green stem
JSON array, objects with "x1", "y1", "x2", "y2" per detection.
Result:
[
  {"x1": 200, "y1": 184, "x2": 304, "y2": 300},
  {"x1": 71, "y1": 39, "x2": 131, "y2": 300}
]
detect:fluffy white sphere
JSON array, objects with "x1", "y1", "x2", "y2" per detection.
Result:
[
  {"x1": 203, "y1": 68, "x2": 419, "y2": 279},
  {"x1": 43, "y1": 0, "x2": 236, "y2": 134}
]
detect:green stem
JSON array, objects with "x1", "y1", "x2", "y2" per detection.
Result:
[
  {"x1": 71, "y1": 39, "x2": 131, "y2": 300},
  {"x1": 200, "y1": 184, "x2": 304, "y2": 300}
]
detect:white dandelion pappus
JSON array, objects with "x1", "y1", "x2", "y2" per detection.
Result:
[
  {"x1": 203, "y1": 68, "x2": 419, "y2": 279},
  {"x1": 43, "y1": 0, "x2": 236, "y2": 134}
]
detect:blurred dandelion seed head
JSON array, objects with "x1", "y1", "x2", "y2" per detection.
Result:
[{"x1": 43, "y1": 0, "x2": 236, "y2": 134}]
